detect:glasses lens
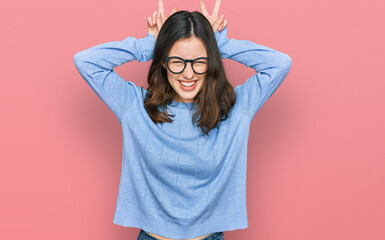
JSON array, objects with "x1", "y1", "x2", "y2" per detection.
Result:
[
  {"x1": 193, "y1": 58, "x2": 208, "y2": 74},
  {"x1": 168, "y1": 58, "x2": 185, "y2": 73},
  {"x1": 168, "y1": 58, "x2": 208, "y2": 74}
]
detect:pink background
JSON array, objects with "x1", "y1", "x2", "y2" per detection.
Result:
[{"x1": 1, "y1": 0, "x2": 384, "y2": 239}]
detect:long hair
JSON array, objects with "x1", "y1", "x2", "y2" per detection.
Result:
[{"x1": 144, "y1": 10, "x2": 236, "y2": 136}]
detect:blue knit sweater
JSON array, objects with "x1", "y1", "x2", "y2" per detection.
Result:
[{"x1": 73, "y1": 26, "x2": 292, "y2": 239}]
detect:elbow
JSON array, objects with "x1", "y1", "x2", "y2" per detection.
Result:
[
  {"x1": 73, "y1": 52, "x2": 84, "y2": 67},
  {"x1": 73, "y1": 48, "x2": 91, "y2": 66},
  {"x1": 73, "y1": 52, "x2": 89, "y2": 76},
  {"x1": 283, "y1": 53, "x2": 292, "y2": 68},
  {"x1": 280, "y1": 53, "x2": 292, "y2": 74},
  {"x1": 73, "y1": 51, "x2": 92, "y2": 74}
]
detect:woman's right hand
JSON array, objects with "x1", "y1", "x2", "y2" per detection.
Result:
[
  {"x1": 147, "y1": 0, "x2": 178, "y2": 41},
  {"x1": 200, "y1": 0, "x2": 227, "y2": 32}
]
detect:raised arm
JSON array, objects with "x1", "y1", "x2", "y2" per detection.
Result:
[
  {"x1": 73, "y1": 0, "x2": 178, "y2": 118},
  {"x1": 73, "y1": 34, "x2": 155, "y2": 117},
  {"x1": 215, "y1": 26, "x2": 292, "y2": 120}
]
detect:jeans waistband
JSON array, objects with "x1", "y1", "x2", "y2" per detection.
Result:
[{"x1": 140, "y1": 229, "x2": 223, "y2": 240}]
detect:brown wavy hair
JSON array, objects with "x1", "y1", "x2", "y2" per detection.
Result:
[{"x1": 144, "y1": 10, "x2": 236, "y2": 136}]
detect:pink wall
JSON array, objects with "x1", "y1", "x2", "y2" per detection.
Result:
[{"x1": 1, "y1": 0, "x2": 384, "y2": 239}]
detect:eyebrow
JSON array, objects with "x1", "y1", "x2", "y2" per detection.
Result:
[{"x1": 168, "y1": 56, "x2": 208, "y2": 60}]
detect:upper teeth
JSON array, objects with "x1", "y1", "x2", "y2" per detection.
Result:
[{"x1": 180, "y1": 81, "x2": 196, "y2": 87}]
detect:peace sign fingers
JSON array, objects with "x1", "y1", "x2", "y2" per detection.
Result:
[
  {"x1": 212, "y1": 0, "x2": 221, "y2": 17},
  {"x1": 200, "y1": 0, "x2": 221, "y2": 17},
  {"x1": 159, "y1": 0, "x2": 178, "y2": 24},
  {"x1": 200, "y1": 0, "x2": 225, "y2": 32},
  {"x1": 158, "y1": 0, "x2": 166, "y2": 20},
  {"x1": 200, "y1": 0, "x2": 209, "y2": 17},
  {"x1": 147, "y1": 0, "x2": 178, "y2": 40}
]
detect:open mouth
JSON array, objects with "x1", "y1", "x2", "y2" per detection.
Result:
[{"x1": 178, "y1": 80, "x2": 198, "y2": 90}]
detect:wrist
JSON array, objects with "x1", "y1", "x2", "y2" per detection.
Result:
[
  {"x1": 215, "y1": 26, "x2": 229, "y2": 48},
  {"x1": 137, "y1": 33, "x2": 156, "y2": 62}
]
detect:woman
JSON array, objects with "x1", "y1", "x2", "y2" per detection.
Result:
[{"x1": 73, "y1": 0, "x2": 292, "y2": 239}]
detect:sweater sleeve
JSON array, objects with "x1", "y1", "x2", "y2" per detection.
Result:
[
  {"x1": 215, "y1": 27, "x2": 292, "y2": 120},
  {"x1": 73, "y1": 33, "x2": 156, "y2": 117}
]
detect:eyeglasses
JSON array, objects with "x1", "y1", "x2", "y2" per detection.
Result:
[{"x1": 165, "y1": 56, "x2": 208, "y2": 74}]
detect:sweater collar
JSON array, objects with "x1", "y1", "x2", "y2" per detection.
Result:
[{"x1": 169, "y1": 100, "x2": 196, "y2": 110}]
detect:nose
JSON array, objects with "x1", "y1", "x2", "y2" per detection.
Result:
[{"x1": 182, "y1": 62, "x2": 195, "y2": 79}]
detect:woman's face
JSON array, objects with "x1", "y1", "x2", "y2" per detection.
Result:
[{"x1": 163, "y1": 36, "x2": 207, "y2": 103}]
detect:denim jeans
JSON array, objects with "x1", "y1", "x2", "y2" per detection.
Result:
[{"x1": 137, "y1": 229, "x2": 224, "y2": 240}]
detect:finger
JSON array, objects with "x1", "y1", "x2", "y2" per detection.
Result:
[
  {"x1": 158, "y1": 0, "x2": 165, "y2": 19},
  {"x1": 147, "y1": 16, "x2": 153, "y2": 27},
  {"x1": 152, "y1": 11, "x2": 157, "y2": 25},
  {"x1": 156, "y1": 12, "x2": 163, "y2": 30},
  {"x1": 213, "y1": 14, "x2": 224, "y2": 31},
  {"x1": 219, "y1": 19, "x2": 227, "y2": 31},
  {"x1": 222, "y1": 19, "x2": 227, "y2": 30},
  {"x1": 212, "y1": 0, "x2": 221, "y2": 17},
  {"x1": 218, "y1": 22, "x2": 223, "y2": 31},
  {"x1": 200, "y1": 0, "x2": 208, "y2": 16}
]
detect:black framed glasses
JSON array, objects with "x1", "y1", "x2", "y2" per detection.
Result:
[{"x1": 165, "y1": 56, "x2": 208, "y2": 74}]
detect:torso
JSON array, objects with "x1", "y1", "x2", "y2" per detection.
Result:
[{"x1": 146, "y1": 231, "x2": 211, "y2": 240}]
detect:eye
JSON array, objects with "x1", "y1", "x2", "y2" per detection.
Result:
[
  {"x1": 169, "y1": 58, "x2": 184, "y2": 64},
  {"x1": 194, "y1": 60, "x2": 208, "y2": 65}
]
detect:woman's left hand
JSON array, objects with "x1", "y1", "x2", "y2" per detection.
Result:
[{"x1": 200, "y1": 0, "x2": 227, "y2": 32}]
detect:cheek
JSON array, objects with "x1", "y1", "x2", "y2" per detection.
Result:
[
  {"x1": 168, "y1": 75, "x2": 175, "y2": 83},
  {"x1": 166, "y1": 73, "x2": 178, "y2": 87},
  {"x1": 167, "y1": 72, "x2": 180, "y2": 82}
]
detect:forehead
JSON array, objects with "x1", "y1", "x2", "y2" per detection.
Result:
[{"x1": 168, "y1": 37, "x2": 207, "y2": 58}]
